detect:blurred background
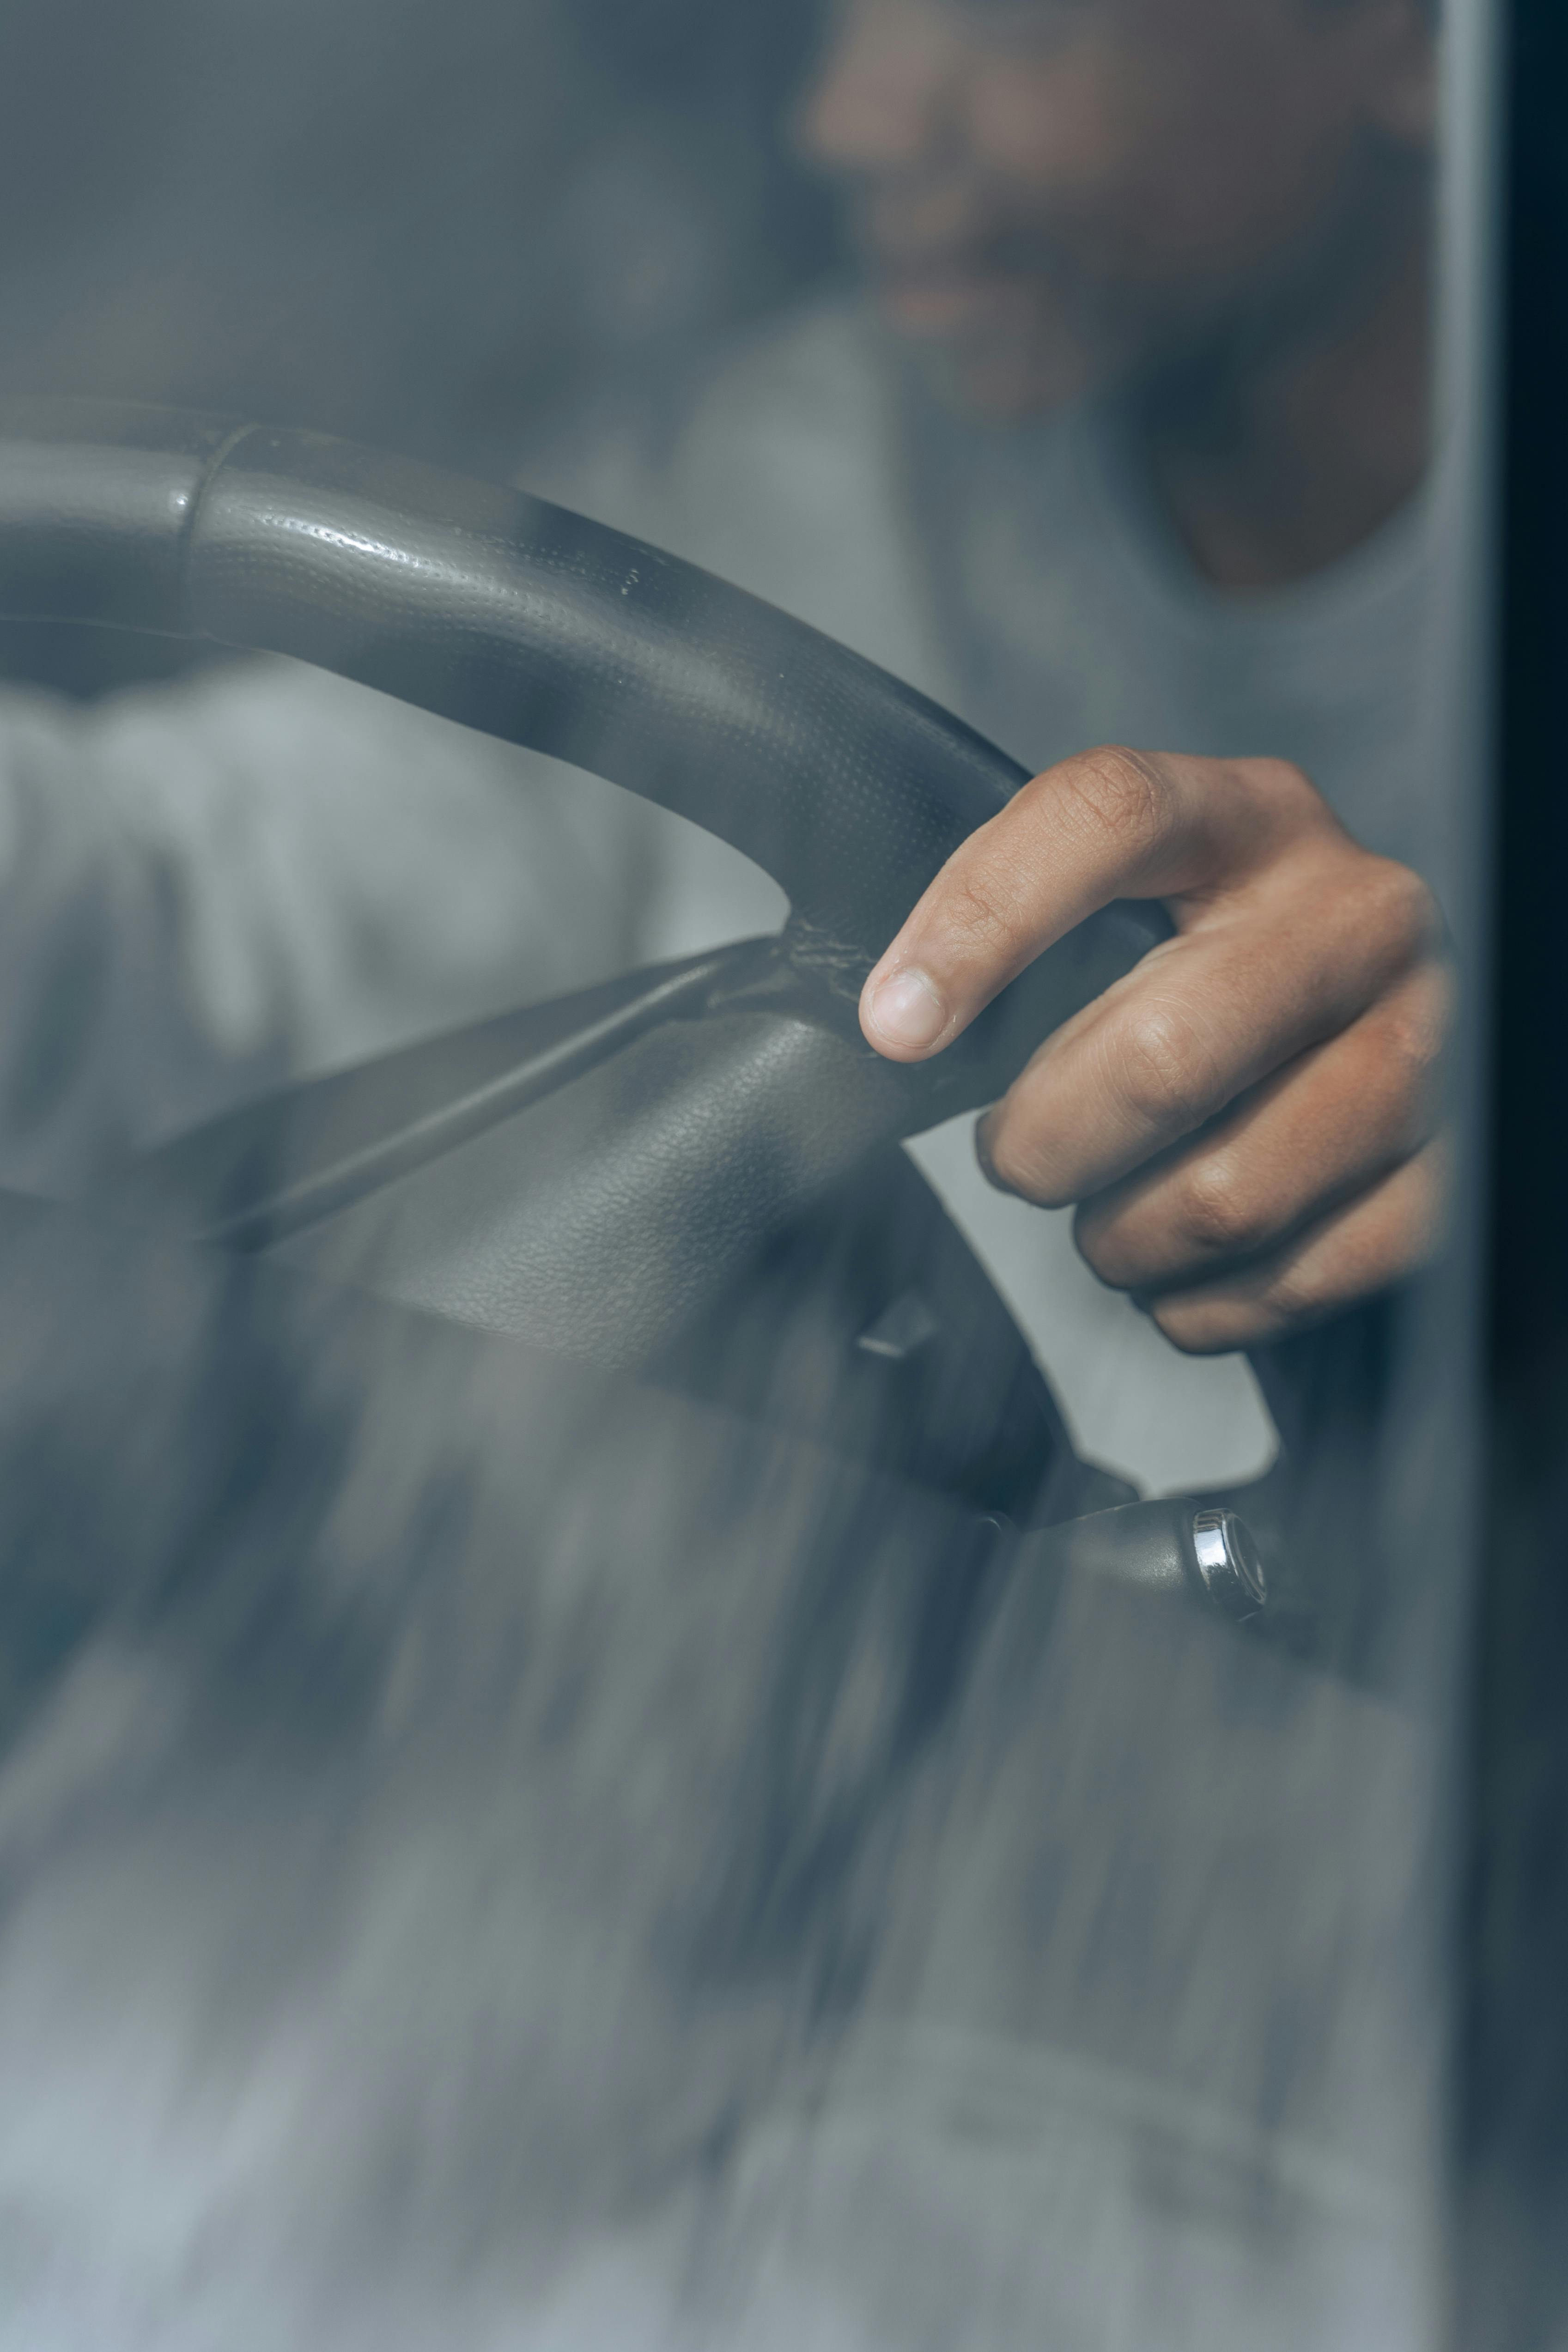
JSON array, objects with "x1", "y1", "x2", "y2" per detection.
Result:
[{"x1": 0, "y1": 0, "x2": 839, "y2": 692}]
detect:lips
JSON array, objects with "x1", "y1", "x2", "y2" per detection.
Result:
[
  {"x1": 858, "y1": 205, "x2": 1063, "y2": 340},
  {"x1": 874, "y1": 264, "x2": 1033, "y2": 335}
]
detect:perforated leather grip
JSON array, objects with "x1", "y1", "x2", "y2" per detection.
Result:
[{"x1": 0, "y1": 397, "x2": 1168, "y2": 993}]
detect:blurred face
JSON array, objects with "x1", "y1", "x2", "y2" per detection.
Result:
[{"x1": 797, "y1": 0, "x2": 1435, "y2": 417}]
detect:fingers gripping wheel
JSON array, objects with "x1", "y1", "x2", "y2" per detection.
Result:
[{"x1": 0, "y1": 398, "x2": 1166, "y2": 1386}]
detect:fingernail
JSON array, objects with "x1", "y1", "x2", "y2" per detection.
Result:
[{"x1": 863, "y1": 966, "x2": 948, "y2": 1053}]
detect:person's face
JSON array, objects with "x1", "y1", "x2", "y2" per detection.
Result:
[{"x1": 796, "y1": 0, "x2": 1435, "y2": 418}]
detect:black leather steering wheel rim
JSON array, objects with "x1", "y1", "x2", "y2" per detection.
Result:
[
  {"x1": 0, "y1": 397, "x2": 1172, "y2": 1372},
  {"x1": 0, "y1": 398, "x2": 1167, "y2": 1031}
]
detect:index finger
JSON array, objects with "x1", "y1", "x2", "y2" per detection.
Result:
[{"x1": 857, "y1": 745, "x2": 1314, "y2": 1062}]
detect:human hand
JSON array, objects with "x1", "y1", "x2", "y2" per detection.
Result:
[{"x1": 858, "y1": 747, "x2": 1451, "y2": 1352}]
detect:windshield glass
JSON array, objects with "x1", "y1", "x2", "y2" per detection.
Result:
[{"x1": 0, "y1": 2, "x2": 1496, "y2": 2345}]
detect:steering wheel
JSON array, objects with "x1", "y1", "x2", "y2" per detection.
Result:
[{"x1": 0, "y1": 399, "x2": 1316, "y2": 1632}]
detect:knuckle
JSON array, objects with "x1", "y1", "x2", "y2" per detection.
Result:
[
  {"x1": 1107, "y1": 1000, "x2": 1213, "y2": 1134},
  {"x1": 1058, "y1": 745, "x2": 1169, "y2": 854},
  {"x1": 1252, "y1": 1254, "x2": 1320, "y2": 1329},
  {"x1": 1380, "y1": 857, "x2": 1441, "y2": 946},
  {"x1": 1236, "y1": 754, "x2": 1315, "y2": 809},
  {"x1": 1349, "y1": 855, "x2": 1445, "y2": 964},
  {"x1": 1229, "y1": 756, "x2": 1331, "y2": 847},
  {"x1": 1380, "y1": 988, "x2": 1449, "y2": 1096},
  {"x1": 1156, "y1": 1259, "x2": 1313, "y2": 1354},
  {"x1": 1175, "y1": 1154, "x2": 1270, "y2": 1262}
]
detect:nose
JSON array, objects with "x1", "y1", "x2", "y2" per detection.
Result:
[{"x1": 795, "y1": 0, "x2": 958, "y2": 177}]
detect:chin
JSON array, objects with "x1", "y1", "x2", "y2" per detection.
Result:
[{"x1": 912, "y1": 326, "x2": 1111, "y2": 425}]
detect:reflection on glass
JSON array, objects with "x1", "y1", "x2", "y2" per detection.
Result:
[{"x1": 0, "y1": 0, "x2": 1486, "y2": 2345}]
